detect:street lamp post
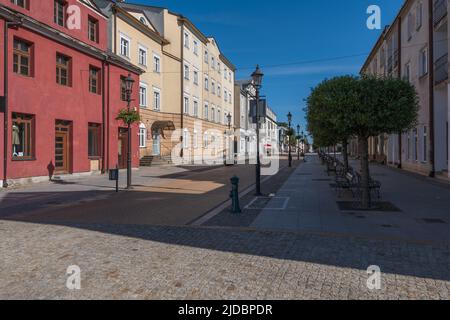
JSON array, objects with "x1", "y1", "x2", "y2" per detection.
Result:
[
  {"x1": 288, "y1": 112, "x2": 292, "y2": 167},
  {"x1": 251, "y1": 65, "x2": 264, "y2": 196},
  {"x1": 125, "y1": 74, "x2": 135, "y2": 189},
  {"x1": 297, "y1": 125, "x2": 300, "y2": 161}
]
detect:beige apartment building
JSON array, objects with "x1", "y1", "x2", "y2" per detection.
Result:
[
  {"x1": 360, "y1": 0, "x2": 449, "y2": 179},
  {"x1": 96, "y1": 1, "x2": 236, "y2": 164}
]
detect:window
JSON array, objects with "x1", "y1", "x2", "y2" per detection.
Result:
[
  {"x1": 211, "y1": 81, "x2": 216, "y2": 95},
  {"x1": 407, "y1": 13, "x2": 413, "y2": 40},
  {"x1": 184, "y1": 64, "x2": 190, "y2": 80},
  {"x1": 88, "y1": 123, "x2": 101, "y2": 158},
  {"x1": 404, "y1": 63, "x2": 411, "y2": 82},
  {"x1": 183, "y1": 129, "x2": 189, "y2": 149},
  {"x1": 217, "y1": 109, "x2": 221, "y2": 123},
  {"x1": 138, "y1": 47, "x2": 147, "y2": 66},
  {"x1": 204, "y1": 103, "x2": 209, "y2": 120},
  {"x1": 416, "y1": 2, "x2": 423, "y2": 30},
  {"x1": 193, "y1": 40, "x2": 198, "y2": 55},
  {"x1": 89, "y1": 66, "x2": 100, "y2": 94},
  {"x1": 224, "y1": 89, "x2": 228, "y2": 102},
  {"x1": 419, "y1": 48, "x2": 428, "y2": 77},
  {"x1": 153, "y1": 54, "x2": 161, "y2": 73},
  {"x1": 204, "y1": 50, "x2": 209, "y2": 64},
  {"x1": 88, "y1": 17, "x2": 99, "y2": 43},
  {"x1": 139, "y1": 83, "x2": 147, "y2": 107},
  {"x1": 184, "y1": 32, "x2": 190, "y2": 48},
  {"x1": 203, "y1": 133, "x2": 208, "y2": 148},
  {"x1": 423, "y1": 126, "x2": 427, "y2": 162},
  {"x1": 218, "y1": 62, "x2": 221, "y2": 74},
  {"x1": 193, "y1": 130, "x2": 198, "y2": 149},
  {"x1": 120, "y1": 76, "x2": 127, "y2": 101},
  {"x1": 54, "y1": 0, "x2": 66, "y2": 27},
  {"x1": 229, "y1": 93, "x2": 232, "y2": 104},
  {"x1": 193, "y1": 70, "x2": 199, "y2": 85},
  {"x1": 120, "y1": 35, "x2": 130, "y2": 57},
  {"x1": 229, "y1": 72, "x2": 232, "y2": 82},
  {"x1": 10, "y1": 0, "x2": 28, "y2": 9},
  {"x1": 153, "y1": 88, "x2": 161, "y2": 111},
  {"x1": 217, "y1": 85, "x2": 221, "y2": 97},
  {"x1": 224, "y1": 67, "x2": 228, "y2": 79},
  {"x1": 184, "y1": 96, "x2": 189, "y2": 114},
  {"x1": 211, "y1": 107, "x2": 215, "y2": 122},
  {"x1": 12, "y1": 113, "x2": 34, "y2": 159},
  {"x1": 13, "y1": 38, "x2": 32, "y2": 77},
  {"x1": 413, "y1": 128, "x2": 418, "y2": 161},
  {"x1": 139, "y1": 124, "x2": 147, "y2": 148},
  {"x1": 56, "y1": 53, "x2": 71, "y2": 86},
  {"x1": 211, "y1": 56, "x2": 215, "y2": 69},
  {"x1": 204, "y1": 76, "x2": 209, "y2": 91},
  {"x1": 193, "y1": 100, "x2": 199, "y2": 117}
]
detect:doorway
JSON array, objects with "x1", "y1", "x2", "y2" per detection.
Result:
[
  {"x1": 55, "y1": 121, "x2": 72, "y2": 173},
  {"x1": 118, "y1": 128, "x2": 128, "y2": 169},
  {"x1": 152, "y1": 131, "x2": 161, "y2": 156}
]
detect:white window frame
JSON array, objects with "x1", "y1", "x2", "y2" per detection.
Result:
[
  {"x1": 139, "y1": 83, "x2": 148, "y2": 108},
  {"x1": 416, "y1": 2, "x2": 423, "y2": 30},
  {"x1": 119, "y1": 34, "x2": 130, "y2": 58},
  {"x1": 204, "y1": 50, "x2": 209, "y2": 64},
  {"x1": 138, "y1": 45, "x2": 148, "y2": 67},
  {"x1": 204, "y1": 103, "x2": 209, "y2": 120},
  {"x1": 193, "y1": 40, "x2": 198, "y2": 55},
  {"x1": 184, "y1": 63, "x2": 190, "y2": 80},
  {"x1": 139, "y1": 123, "x2": 147, "y2": 148},
  {"x1": 184, "y1": 32, "x2": 190, "y2": 49},
  {"x1": 193, "y1": 98, "x2": 199, "y2": 117},
  {"x1": 217, "y1": 85, "x2": 221, "y2": 97},
  {"x1": 419, "y1": 48, "x2": 428, "y2": 77},
  {"x1": 153, "y1": 53, "x2": 161, "y2": 73},
  {"x1": 193, "y1": 69, "x2": 199, "y2": 85},
  {"x1": 184, "y1": 95, "x2": 190, "y2": 114},
  {"x1": 204, "y1": 75, "x2": 209, "y2": 91},
  {"x1": 153, "y1": 87, "x2": 161, "y2": 111}
]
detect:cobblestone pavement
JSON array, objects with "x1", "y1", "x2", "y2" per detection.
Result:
[{"x1": 1, "y1": 220, "x2": 449, "y2": 300}]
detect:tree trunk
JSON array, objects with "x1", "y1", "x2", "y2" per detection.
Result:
[
  {"x1": 342, "y1": 139, "x2": 349, "y2": 173},
  {"x1": 359, "y1": 136, "x2": 371, "y2": 209}
]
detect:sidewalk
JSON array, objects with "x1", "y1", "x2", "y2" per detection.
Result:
[{"x1": 245, "y1": 155, "x2": 450, "y2": 243}]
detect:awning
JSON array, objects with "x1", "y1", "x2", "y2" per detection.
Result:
[{"x1": 151, "y1": 121, "x2": 176, "y2": 139}]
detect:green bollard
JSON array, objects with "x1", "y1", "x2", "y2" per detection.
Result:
[{"x1": 230, "y1": 176, "x2": 242, "y2": 214}]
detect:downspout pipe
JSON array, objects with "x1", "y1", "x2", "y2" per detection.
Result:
[
  {"x1": 428, "y1": 0, "x2": 436, "y2": 178},
  {"x1": 3, "y1": 19, "x2": 22, "y2": 188},
  {"x1": 101, "y1": 59, "x2": 106, "y2": 174},
  {"x1": 180, "y1": 22, "x2": 185, "y2": 159}
]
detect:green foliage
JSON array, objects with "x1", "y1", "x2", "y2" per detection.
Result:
[{"x1": 116, "y1": 108, "x2": 141, "y2": 125}]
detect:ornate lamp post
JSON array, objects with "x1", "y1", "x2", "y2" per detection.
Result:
[
  {"x1": 251, "y1": 65, "x2": 264, "y2": 196},
  {"x1": 287, "y1": 112, "x2": 292, "y2": 167},
  {"x1": 125, "y1": 74, "x2": 135, "y2": 189}
]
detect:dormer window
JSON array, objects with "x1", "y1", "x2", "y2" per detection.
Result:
[{"x1": 140, "y1": 17, "x2": 147, "y2": 25}]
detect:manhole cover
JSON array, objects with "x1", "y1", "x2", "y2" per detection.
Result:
[{"x1": 245, "y1": 197, "x2": 289, "y2": 210}]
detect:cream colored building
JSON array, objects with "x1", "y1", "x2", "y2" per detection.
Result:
[
  {"x1": 360, "y1": 0, "x2": 450, "y2": 179},
  {"x1": 96, "y1": 1, "x2": 236, "y2": 164}
]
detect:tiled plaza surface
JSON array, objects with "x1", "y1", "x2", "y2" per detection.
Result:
[
  {"x1": 1, "y1": 156, "x2": 450, "y2": 299},
  {"x1": 1, "y1": 220, "x2": 449, "y2": 300}
]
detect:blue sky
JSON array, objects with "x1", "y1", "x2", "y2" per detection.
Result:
[{"x1": 132, "y1": 0, "x2": 404, "y2": 133}]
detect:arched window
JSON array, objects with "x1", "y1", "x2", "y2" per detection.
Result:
[{"x1": 139, "y1": 123, "x2": 147, "y2": 148}]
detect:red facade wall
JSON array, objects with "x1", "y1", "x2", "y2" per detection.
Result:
[
  {"x1": 0, "y1": 0, "x2": 108, "y2": 51},
  {"x1": 0, "y1": 2, "x2": 140, "y2": 181}
]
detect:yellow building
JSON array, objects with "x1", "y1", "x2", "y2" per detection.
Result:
[{"x1": 96, "y1": 1, "x2": 236, "y2": 165}]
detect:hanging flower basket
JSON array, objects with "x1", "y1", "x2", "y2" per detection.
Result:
[{"x1": 116, "y1": 108, "x2": 141, "y2": 125}]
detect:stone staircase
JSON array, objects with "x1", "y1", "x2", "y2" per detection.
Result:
[
  {"x1": 139, "y1": 155, "x2": 172, "y2": 167},
  {"x1": 139, "y1": 156, "x2": 154, "y2": 167}
]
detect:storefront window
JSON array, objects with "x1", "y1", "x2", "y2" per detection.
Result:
[{"x1": 12, "y1": 113, "x2": 35, "y2": 159}]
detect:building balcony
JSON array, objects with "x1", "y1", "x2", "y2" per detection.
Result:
[
  {"x1": 434, "y1": 53, "x2": 448, "y2": 85},
  {"x1": 434, "y1": 0, "x2": 448, "y2": 27}
]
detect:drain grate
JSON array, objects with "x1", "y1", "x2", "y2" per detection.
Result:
[
  {"x1": 422, "y1": 218, "x2": 446, "y2": 224},
  {"x1": 245, "y1": 197, "x2": 289, "y2": 210}
]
